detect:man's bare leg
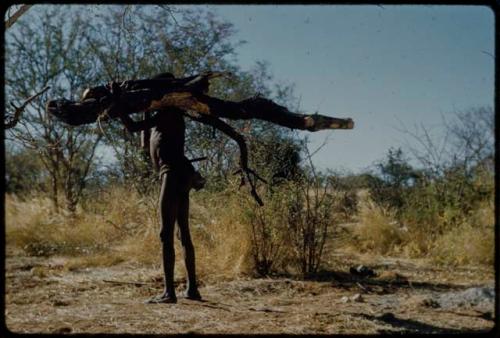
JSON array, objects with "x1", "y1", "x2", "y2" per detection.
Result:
[
  {"x1": 147, "y1": 172, "x2": 178, "y2": 304},
  {"x1": 177, "y1": 190, "x2": 201, "y2": 300}
]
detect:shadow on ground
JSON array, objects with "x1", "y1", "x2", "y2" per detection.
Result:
[
  {"x1": 307, "y1": 269, "x2": 468, "y2": 294},
  {"x1": 354, "y1": 312, "x2": 495, "y2": 334}
]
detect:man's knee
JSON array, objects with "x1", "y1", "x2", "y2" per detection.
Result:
[
  {"x1": 159, "y1": 228, "x2": 174, "y2": 243},
  {"x1": 179, "y1": 231, "x2": 194, "y2": 250},
  {"x1": 159, "y1": 230, "x2": 168, "y2": 242},
  {"x1": 183, "y1": 239, "x2": 194, "y2": 250},
  {"x1": 182, "y1": 241, "x2": 194, "y2": 255}
]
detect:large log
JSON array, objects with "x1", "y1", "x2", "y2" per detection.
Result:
[
  {"x1": 45, "y1": 72, "x2": 354, "y2": 205},
  {"x1": 46, "y1": 72, "x2": 216, "y2": 125},
  {"x1": 46, "y1": 72, "x2": 354, "y2": 131}
]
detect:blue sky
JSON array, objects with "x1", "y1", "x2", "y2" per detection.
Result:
[
  {"x1": 189, "y1": 5, "x2": 494, "y2": 173},
  {"x1": 7, "y1": 5, "x2": 494, "y2": 174}
]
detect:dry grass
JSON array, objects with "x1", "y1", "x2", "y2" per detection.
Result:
[
  {"x1": 431, "y1": 200, "x2": 494, "y2": 266},
  {"x1": 5, "y1": 187, "x2": 255, "y2": 280},
  {"x1": 347, "y1": 191, "x2": 494, "y2": 267},
  {"x1": 6, "y1": 180, "x2": 494, "y2": 278},
  {"x1": 351, "y1": 198, "x2": 404, "y2": 255},
  {"x1": 6, "y1": 195, "x2": 124, "y2": 257},
  {"x1": 189, "y1": 190, "x2": 255, "y2": 280},
  {"x1": 64, "y1": 253, "x2": 126, "y2": 271}
]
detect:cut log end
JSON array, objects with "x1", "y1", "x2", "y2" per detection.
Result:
[
  {"x1": 341, "y1": 118, "x2": 355, "y2": 129},
  {"x1": 304, "y1": 116, "x2": 354, "y2": 131},
  {"x1": 46, "y1": 73, "x2": 356, "y2": 134}
]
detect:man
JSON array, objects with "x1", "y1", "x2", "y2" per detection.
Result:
[{"x1": 108, "y1": 77, "x2": 204, "y2": 304}]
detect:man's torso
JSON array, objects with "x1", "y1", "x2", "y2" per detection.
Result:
[{"x1": 149, "y1": 109, "x2": 186, "y2": 170}]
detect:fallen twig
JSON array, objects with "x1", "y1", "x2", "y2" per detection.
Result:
[{"x1": 102, "y1": 279, "x2": 155, "y2": 286}]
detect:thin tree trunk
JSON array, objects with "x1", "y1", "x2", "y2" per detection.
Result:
[{"x1": 5, "y1": 5, "x2": 32, "y2": 30}]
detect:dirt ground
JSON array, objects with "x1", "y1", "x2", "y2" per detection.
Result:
[{"x1": 5, "y1": 246, "x2": 496, "y2": 334}]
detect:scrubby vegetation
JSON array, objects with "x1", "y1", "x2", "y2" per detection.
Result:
[
  {"x1": 5, "y1": 5, "x2": 494, "y2": 282},
  {"x1": 6, "y1": 111, "x2": 495, "y2": 277}
]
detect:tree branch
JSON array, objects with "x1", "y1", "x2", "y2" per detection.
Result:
[
  {"x1": 5, "y1": 5, "x2": 32, "y2": 30},
  {"x1": 45, "y1": 72, "x2": 355, "y2": 205},
  {"x1": 46, "y1": 72, "x2": 354, "y2": 132},
  {"x1": 188, "y1": 112, "x2": 265, "y2": 206},
  {"x1": 5, "y1": 86, "x2": 50, "y2": 129}
]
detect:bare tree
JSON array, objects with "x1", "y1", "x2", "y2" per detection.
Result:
[
  {"x1": 448, "y1": 106, "x2": 494, "y2": 173},
  {"x1": 397, "y1": 106, "x2": 494, "y2": 217},
  {"x1": 285, "y1": 138, "x2": 337, "y2": 277},
  {"x1": 400, "y1": 106, "x2": 494, "y2": 178},
  {"x1": 5, "y1": 6, "x2": 103, "y2": 211}
]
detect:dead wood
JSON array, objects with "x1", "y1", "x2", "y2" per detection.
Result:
[
  {"x1": 46, "y1": 72, "x2": 354, "y2": 131},
  {"x1": 5, "y1": 5, "x2": 32, "y2": 30},
  {"x1": 5, "y1": 86, "x2": 51, "y2": 129},
  {"x1": 102, "y1": 279, "x2": 154, "y2": 286},
  {"x1": 45, "y1": 72, "x2": 354, "y2": 205}
]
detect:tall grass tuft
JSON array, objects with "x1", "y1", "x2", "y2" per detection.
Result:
[
  {"x1": 189, "y1": 189, "x2": 255, "y2": 280},
  {"x1": 6, "y1": 185, "x2": 256, "y2": 279},
  {"x1": 431, "y1": 200, "x2": 494, "y2": 265},
  {"x1": 348, "y1": 190, "x2": 494, "y2": 266},
  {"x1": 352, "y1": 197, "x2": 404, "y2": 255},
  {"x1": 6, "y1": 194, "x2": 124, "y2": 257}
]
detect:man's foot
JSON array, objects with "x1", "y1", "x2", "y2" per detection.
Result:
[
  {"x1": 184, "y1": 289, "x2": 202, "y2": 301},
  {"x1": 145, "y1": 293, "x2": 177, "y2": 304}
]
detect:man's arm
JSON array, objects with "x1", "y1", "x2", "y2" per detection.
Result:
[
  {"x1": 106, "y1": 81, "x2": 156, "y2": 133},
  {"x1": 140, "y1": 112, "x2": 151, "y2": 150}
]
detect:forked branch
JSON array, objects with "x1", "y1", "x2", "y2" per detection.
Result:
[
  {"x1": 5, "y1": 86, "x2": 51, "y2": 129},
  {"x1": 44, "y1": 72, "x2": 355, "y2": 205},
  {"x1": 188, "y1": 112, "x2": 266, "y2": 206}
]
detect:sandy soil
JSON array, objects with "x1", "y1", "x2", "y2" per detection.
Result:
[{"x1": 5, "y1": 247, "x2": 496, "y2": 334}]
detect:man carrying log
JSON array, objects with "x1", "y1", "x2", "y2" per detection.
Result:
[
  {"x1": 45, "y1": 71, "x2": 354, "y2": 304},
  {"x1": 107, "y1": 76, "x2": 203, "y2": 303}
]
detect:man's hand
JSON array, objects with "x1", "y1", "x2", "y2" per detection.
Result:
[
  {"x1": 103, "y1": 81, "x2": 153, "y2": 133},
  {"x1": 108, "y1": 81, "x2": 122, "y2": 97}
]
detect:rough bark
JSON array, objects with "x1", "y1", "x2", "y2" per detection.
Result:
[
  {"x1": 5, "y1": 5, "x2": 32, "y2": 30},
  {"x1": 45, "y1": 72, "x2": 354, "y2": 205},
  {"x1": 46, "y1": 72, "x2": 354, "y2": 131}
]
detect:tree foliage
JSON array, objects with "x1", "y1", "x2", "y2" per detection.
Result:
[
  {"x1": 5, "y1": 6, "x2": 103, "y2": 211},
  {"x1": 5, "y1": 5, "x2": 303, "y2": 206}
]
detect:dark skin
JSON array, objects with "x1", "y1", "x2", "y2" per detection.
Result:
[
  {"x1": 116, "y1": 103, "x2": 201, "y2": 304},
  {"x1": 106, "y1": 73, "x2": 263, "y2": 304}
]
